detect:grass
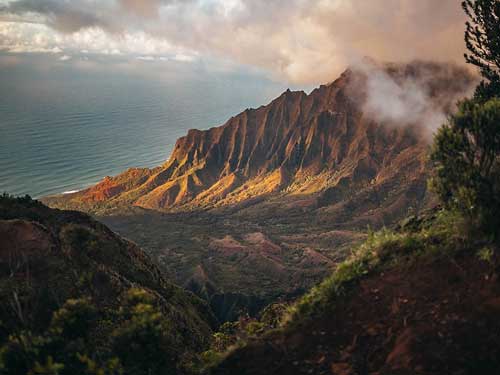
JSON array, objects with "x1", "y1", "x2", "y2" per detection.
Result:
[
  {"x1": 199, "y1": 208, "x2": 476, "y2": 372},
  {"x1": 283, "y1": 208, "x2": 471, "y2": 325}
]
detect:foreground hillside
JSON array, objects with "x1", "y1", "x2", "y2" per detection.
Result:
[
  {"x1": 210, "y1": 210, "x2": 500, "y2": 374},
  {"x1": 44, "y1": 62, "x2": 476, "y2": 320},
  {"x1": 0, "y1": 195, "x2": 215, "y2": 374}
]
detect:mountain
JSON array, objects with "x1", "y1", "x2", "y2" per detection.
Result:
[
  {"x1": 44, "y1": 61, "x2": 473, "y2": 215},
  {"x1": 0, "y1": 195, "x2": 215, "y2": 373},
  {"x1": 43, "y1": 61, "x2": 476, "y2": 321}
]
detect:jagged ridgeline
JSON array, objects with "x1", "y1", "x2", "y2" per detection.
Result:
[
  {"x1": 0, "y1": 195, "x2": 215, "y2": 374},
  {"x1": 45, "y1": 61, "x2": 475, "y2": 214}
]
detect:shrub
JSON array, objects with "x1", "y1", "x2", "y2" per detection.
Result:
[
  {"x1": 49, "y1": 298, "x2": 97, "y2": 341},
  {"x1": 111, "y1": 288, "x2": 179, "y2": 375},
  {"x1": 430, "y1": 99, "x2": 500, "y2": 238},
  {"x1": 0, "y1": 332, "x2": 51, "y2": 375},
  {"x1": 0, "y1": 298, "x2": 118, "y2": 375}
]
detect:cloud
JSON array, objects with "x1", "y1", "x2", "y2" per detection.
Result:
[
  {"x1": 119, "y1": 0, "x2": 161, "y2": 18},
  {"x1": 349, "y1": 60, "x2": 477, "y2": 138},
  {"x1": 0, "y1": 0, "x2": 112, "y2": 33},
  {"x1": 0, "y1": 0, "x2": 469, "y2": 83},
  {"x1": 172, "y1": 53, "x2": 195, "y2": 62},
  {"x1": 0, "y1": 21, "x2": 180, "y2": 58},
  {"x1": 137, "y1": 55, "x2": 155, "y2": 61},
  {"x1": 58, "y1": 54, "x2": 70, "y2": 60}
]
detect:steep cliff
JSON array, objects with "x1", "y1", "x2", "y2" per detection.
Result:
[{"x1": 45, "y1": 61, "x2": 474, "y2": 215}]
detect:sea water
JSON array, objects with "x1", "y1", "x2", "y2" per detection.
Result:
[{"x1": 0, "y1": 59, "x2": 294, "y2": 197}]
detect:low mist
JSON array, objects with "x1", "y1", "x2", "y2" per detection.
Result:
[{"x1": 351, "y1": 60, "x2": 478, "y2": 138}]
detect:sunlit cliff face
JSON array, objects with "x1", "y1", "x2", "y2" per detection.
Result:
[
  {"x1": 0, "y1": 0, "x2": 467, "y2": 84},
  {"x1": 44, "y1": 61, "x2": 476, "y2": 213}
]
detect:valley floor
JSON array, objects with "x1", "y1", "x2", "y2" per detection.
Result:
[{"x1": 98, "y1": 205, "x2": 367, "y2": 321}]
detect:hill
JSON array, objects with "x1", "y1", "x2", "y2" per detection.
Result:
[
  {"x1": 210, "y1": 209, "x2": 500, "y2": 374},
  {"x1": 0, "y1": 195, "x2": 215, "y2": 374}
]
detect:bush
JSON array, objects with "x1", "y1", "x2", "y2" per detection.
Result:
[
  {"x1": 0, "y1": 332, "x2": 52, "y2": 375},
  {"x1": 111, "y1": 288, "x2": 179, "y2": 375},
  {"x1": 49, "y1": 298, "x2": 97, "y2": 341},
  {"x1": 430, "y1": 99, "x2": 500, "y2": 238},
  {"x1": 0, "y1": 298, "x2": 120, "y2": 375}
]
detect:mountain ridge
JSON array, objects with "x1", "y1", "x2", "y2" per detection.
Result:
[{"x1": 44, "y1": 61, "x2": 474, "y2": 215}]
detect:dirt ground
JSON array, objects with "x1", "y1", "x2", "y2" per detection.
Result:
[{"x1": 214, "y1": 249, "x2": 500, "y2": 375}]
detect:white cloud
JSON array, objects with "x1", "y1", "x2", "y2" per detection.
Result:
[
  {"x1": 172, "y1": 53, "x2": 194, "y2": 62},
  {"x1": 59, "y1": 54, "x2": 71, "y2": 61},
  {"x1": 137, "y1": 55, "x2": 155, "y2": 61},
  {"x1": 0, "y1": 0, "x2": 469, "y2": 83},
  {"x1": 0, "y1": 21, "x2": 183, "y2": 57}
]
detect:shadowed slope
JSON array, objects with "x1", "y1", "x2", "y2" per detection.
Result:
[{"x1": 0, "y1": 195, "x2": 215, "y2": 369}]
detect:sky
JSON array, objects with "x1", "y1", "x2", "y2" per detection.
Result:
[{"x1": 0, "y1": 0, "x2": 468, "y2": 85}]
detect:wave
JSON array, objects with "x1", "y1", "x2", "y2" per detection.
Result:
[{"x1": 61, "y1": 190, "x2": 80, "y2": 195}]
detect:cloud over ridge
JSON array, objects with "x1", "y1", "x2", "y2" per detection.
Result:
[{"x1": 0, "y1": 0, "x2": 467, "y2": 83}]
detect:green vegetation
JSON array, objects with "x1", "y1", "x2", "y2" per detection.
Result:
[
  {"x1": 0, "y1": 195, "x2": 214, "y2": 375},
  {"x1": 430, "y1": 99, "x2": 500, "y2": 238},
  {"x1": 0, "y1": 289, "x2": 186, "y2": 375},
  {"x1": 0, "y1": 298, "x2": 122, "y2": 375},
  {"x1": 463, "y1": 0, "x2": 500, "y2": 100},
  {"x1": 285, "y1": 209, "x2": 470, "y2": 323},
  {"x1": 111, "y1": 288, "x2": 180, "y2": 375},
  {"x1": 196, "y1": 303, "x2": 289, "y2": 371},
  {"x1": 431, "y1": 0, "x2": 500, "y2": 239}
]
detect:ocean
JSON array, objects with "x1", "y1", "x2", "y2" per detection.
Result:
[{"x1": 0, "y1": 59, "x2": 296, "y2": 198}]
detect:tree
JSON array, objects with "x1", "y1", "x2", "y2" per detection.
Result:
[
  {"x1": 430, "y1": 1, "x2": 500, "y2": 238},
  {"x1": 431, "y1": 99, "x2": 500, "y2": 237},
  {"x1": 463, "y1": 0, "x2": 500, "y2": 99}
]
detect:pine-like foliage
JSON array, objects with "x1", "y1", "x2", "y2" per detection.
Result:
[
  {"x1": 463, "y1": 0, "x2": 500, "y2": 99},
  {"x1": 431, "y1": 1, "x2": 500, "y2": 239},
  {"x1": 431, "y1": 99, "x2": 500, "y2": 237}
]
